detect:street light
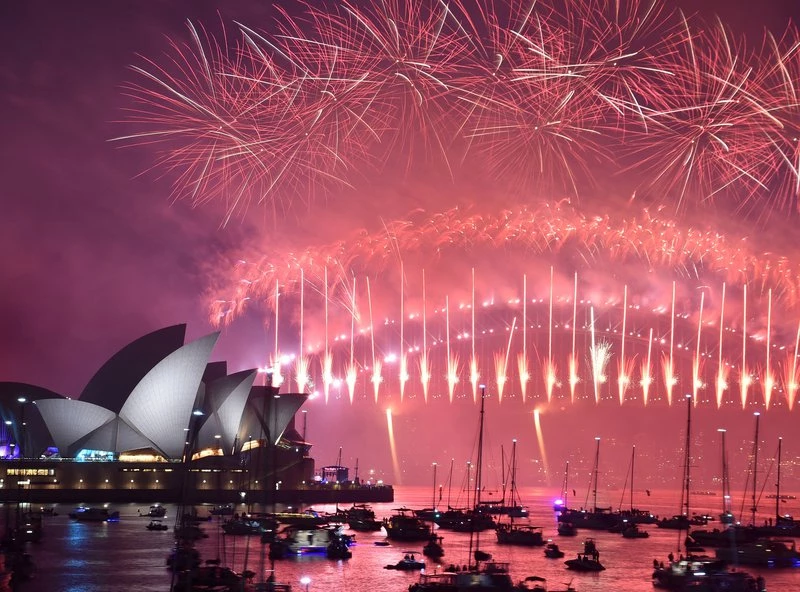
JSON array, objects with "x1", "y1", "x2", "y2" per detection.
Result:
[{"x1": 300, "y1": 576, "x2": 311, "y2": 592}]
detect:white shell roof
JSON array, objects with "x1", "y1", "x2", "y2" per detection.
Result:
[
  {"x1": 119, "y1": 332, "x2": 219, "y2": 458},
  {"x1": 34, "y1": 399, "x2": 115, "y2": 453}
]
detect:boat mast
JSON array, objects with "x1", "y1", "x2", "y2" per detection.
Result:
[
  {"x1": 776, "y1": 437, "x2": 782, "y2": 522},
  {"x1": 563, "y1": 461, "x2": 569, "y2": 509},
  {"x1": 447, "y1": 458, "x2": 454, "y2": 509},
  {"x1": 679, "y1": 394, "x2": 692, "y2": 552},
  {"x1": 718, "y1": 428, "x2": 731, "y2": 520},
  {"x1": 630, "y1": 445, "x2": 635, "y2": 512},
  {"x1": 509, "y1": 439, "x2": 518, "y2": 525},
  {"x1": 468, "y1": 385, "x2": 487, "y2": 568},
  {"x1": 592, "y1": 437, "x2": 600, "y2": 512},
  {"x1": 431, "y1": 462, "x2": 438, "y2": 512},
  {"x1": 750, "y1": 412, "x2": 760, "y2": 526},
  {"x1": 500, "y1": 445, "x2": 507, "y2": 508},
  {"x1": 475, "y1": 386, "x2": 486, "y2": 532}
]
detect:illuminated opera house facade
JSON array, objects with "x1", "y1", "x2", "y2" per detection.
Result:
[{"x1": 0, "y1": 325, "x2": 391, "y2": 504}]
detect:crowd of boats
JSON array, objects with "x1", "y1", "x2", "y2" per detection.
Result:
[
  {"x1": 6, "y1": 395, "x2": 799, "y2": 592},
  {"x1": 150, "y1": 390, "x2": 792, "y2": 591}
]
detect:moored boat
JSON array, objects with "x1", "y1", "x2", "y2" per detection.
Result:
[
  {"x1": 494, "y1": 440, "x2": 541, "y2": 547},
  {"x1": 520, "y1": 576, "x2": 577, "y2": 592},
  {"x1": 564, "y1": 539, "x2": 604, "y2": 572},
  {"x1": 652, "y1": 557, "x2": 766, "y2": 591},
  {"x1": 409, "y1": 561, "x2": 538, "y2": 591},
  {"x1": 270, "y1": 525, "x2": 346, "y2": 556},
  {"x1": 175, "y1": 565, "x2": 245, "y2": 591},
  {"x1": 141, "y1": 504, "x2": 166, "y2": 518},
  {"x1": 68, "y1": 506, "x2": 120, "y2": 522},
  {"x1": 385, "y1": 551, "x2": 425, "y2": 571},
  {"x1": 146, "y1": 519, "x2": 169, "y2": 531},
  {"x1": 714, "y1": 539, "x2": 800, "y2": 568},
  {"x1": 557, "y1": 522, "x2": 577, "y2": 537},
  {"x1": 620, "y1": 523, "x2": 649, "y2": 539},
  {"x1": 496, "y1": 524, "x2": 545, "y2": 546},
  {"x1": 384, "y1": 509, "x2": 432, "y2": 542},
  {"x1": 326, "y1": 533, "x2": 353, "y2": 560},
  {"x1": 423, "y1": 534, "x2": 445, "y2": 560},
  {"x1": 342, "y1": 503, "x2": 383, "y2": 531},
  {"x1": 544, "y1": 542, "x2": 565, "y2": 559}
]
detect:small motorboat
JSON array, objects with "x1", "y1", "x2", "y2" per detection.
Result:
[
  {"x1": 145, "y1": 505, "x2": 167, "y2": 518},
  {"x1": 621, "y1": 524, "x2": 649, "y2": 539},
  {"x1": 166, "y1": 545, "x2": 201, "y2": 571},
  {"x1": 423, "y1": 534, "x2": 444, "y2": 560},
  {"x1": 385, "y1": 552, "x2": 425, "y2": 570},
  {"x1": 208, "y1": 504, "x2": 234, "y2": 516},
  {"x1": 326, "y1": 533, "x2": 353, "y2": 560},
  {"x1": 557, "y1": 522, "x2": 578, "y2": 536},
  {"x1": 521, "y1": 576, "x2": 577, "y2": 591},
  {"x1": 564, "y1": 539, "x2": 605, "y2": 572},
  {"x1": 147, "y1": 520, "x2": 169, "y2": 531},
  {"x1": 69, "y1": 506, "x2": 120, "y2": 522},
  {"x1": 544, "y1": 542, "x2": 565, "y2": 558}
]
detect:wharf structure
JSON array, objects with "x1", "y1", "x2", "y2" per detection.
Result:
[{"x1": 0, "y1": 325, "x2": 393, "y2": 506}]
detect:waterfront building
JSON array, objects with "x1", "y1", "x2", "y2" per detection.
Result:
[{"x1": 0, "y1": 325, "x2": 392, "y2": 505}]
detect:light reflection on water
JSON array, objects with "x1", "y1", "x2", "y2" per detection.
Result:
[{"x1": 11, "y1": 488, "x2": 800, "y2": 591}]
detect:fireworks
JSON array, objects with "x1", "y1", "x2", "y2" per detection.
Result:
[
  {"x1": 204, "y1": 200, "x2": 800, "y2": 411},
  {"x1": 209, "y1": 202, "x2": 800, "y2": 323},
  {"x1": 116, "y1": 1, "x2": 800, "y2": 412},
  {"x1": 120, "y1": 0, "x2": 800, "y2": 218}
]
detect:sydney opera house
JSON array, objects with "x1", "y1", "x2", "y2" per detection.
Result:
[{"x1": 0, "y1": 325, "x2": 392, "y2": 505}]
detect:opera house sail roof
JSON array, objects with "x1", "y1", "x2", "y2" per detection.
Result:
[{"x1": 0, "y1": 325, "x2": 307, "y2": 463}]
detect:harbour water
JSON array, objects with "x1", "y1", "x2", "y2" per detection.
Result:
[{"x1": 15, "y1": 487, "x2": 800, "y2": 591}]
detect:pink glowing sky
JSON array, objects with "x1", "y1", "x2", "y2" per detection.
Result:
[{"x1": 3, "y1": 1, "x2": 800, "y2": 494}]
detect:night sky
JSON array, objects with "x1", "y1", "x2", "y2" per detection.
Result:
[{"x1": 3, "y1": 0, "x2": 800, "y2": 497}]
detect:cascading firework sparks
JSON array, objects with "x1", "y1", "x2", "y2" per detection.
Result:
[
  {"x1": 214, "y1": 201, "x2": 800, "y2": 411},
  {"x1": 121, "y1": 0, "x2": 800, "y2": 221}
]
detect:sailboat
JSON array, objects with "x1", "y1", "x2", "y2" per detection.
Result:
[
  {"x1": 656, "y1": 396, "x2": 704, "y2": 532},
  {"x1": 422, "y1": 463, "x2": 446, "y2": 561},
  {"x1": 684, "y1": 427, "x2": 758, "y2": 550},
  {"x1": 652, "y1": 397, "x2": 767, "y2": 590},
  {"x1": 712, "y1": 432, "x2": 800, "y2": 567},
  {"x1": 768, "y1": 437, "x2": 800, "y2": 536},
  {"x1": 615, "y1": 446, "x2": 656, "y2": 527},
  {"x1": 553, "y1": 461, "x2": 570, "y2": 512},
  {"x1": 556, "y1": 438, "x2": 618, "y2": 530},
  {"x1": 410, "y1": 387, "x2": 539, "y2": 592},
  {"x1": 496, "y1": 439, "x2": 544, "y2": 546},
  {"x1": 718, "y1": 428, "x2": 735, "y2": 525}
]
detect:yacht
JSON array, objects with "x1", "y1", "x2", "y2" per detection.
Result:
[
  {"x1": 410, "y1": 561, "x2": 532, "y2": 591},
  {"x1": 494, "y1": 440, "x2": 541, "y2": 547},
  {"x1": 384, "y1": 509, "x2": 431, "y2": 542},
  {"x1": 714, "y1": 539, "x2": 800, "y2": 568},
  {"x1": 620, "y1": 523, "x2": 649, "y2": 539},
  {"x1": 68, "y1": 506, "x2": 120, "y2": 522},
  {"x1": 652, "y1": 557, "x2": 765, "y2": 591},
  {"x1": 143, "y1": 504, "x2": 166, "y2": 518},
  {"x1": 342, "y1": 503, "x2": 382, "y2": 532},
  {"x1": 496, "y1": 524, "x2": 545, "y2": 546},
  {"x1": 271, "y1": 525, "x2": 346, "y2": 555}
]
